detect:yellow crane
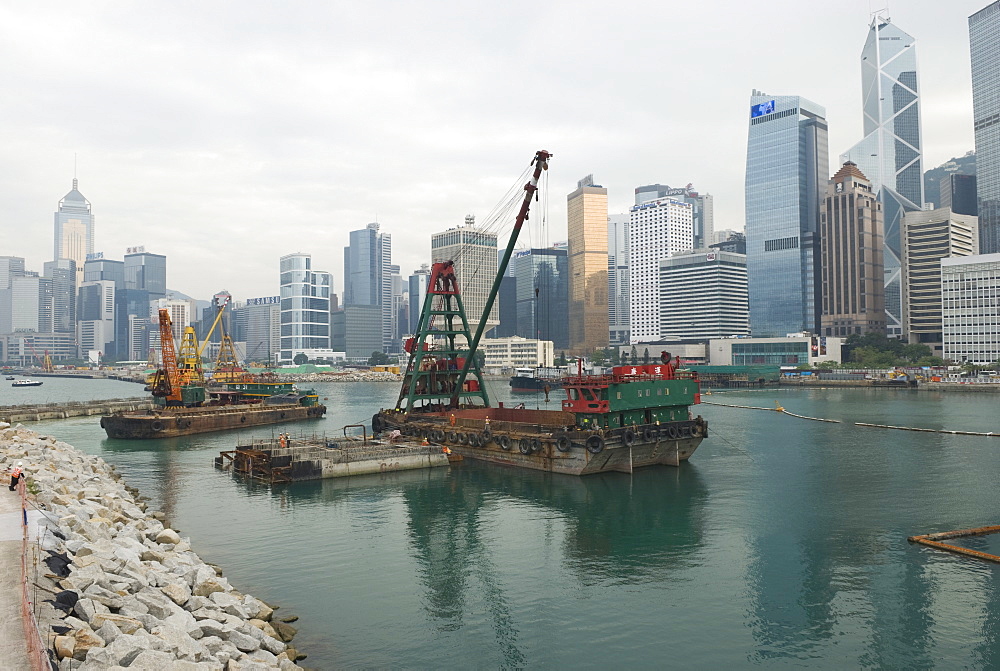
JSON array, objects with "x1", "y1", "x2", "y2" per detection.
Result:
[{"x1": 176, "y1": 295, "x2": 233, "y2": 386}]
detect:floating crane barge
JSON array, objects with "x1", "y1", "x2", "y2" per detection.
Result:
[{"x1": 372, "y1": 150, "x2": 707, "y2": 475}]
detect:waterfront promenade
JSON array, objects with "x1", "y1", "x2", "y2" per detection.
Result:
[{"x1": 0, "y1": 487, "x2": 30, "y2": 670}]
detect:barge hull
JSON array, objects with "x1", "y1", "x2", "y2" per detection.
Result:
[{"x1": 102, "y1": 404, "x2": 326, "y2": 439}]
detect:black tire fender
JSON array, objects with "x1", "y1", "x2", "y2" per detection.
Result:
[
  {"x1": 586, "y1": 434, "x2": 605, "y2": 454},
  {"x1": 555, "y1": 433, "x2": 572, "y2": 452},
  {"x1": 622, "y1": 428, "x2": 636, "y2": 447}
]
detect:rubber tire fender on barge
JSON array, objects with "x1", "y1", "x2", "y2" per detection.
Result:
[
  {"x1": 586, "y1": 434, "x2": 605, "y2": 454},
  {"x1": 554, "y1": 433, "x2": 572, "y2": 453},
  {"x1": 667, "y1": 425, "x2": 681, "y2": 440},
  {"x1": 151, "y1": 421, "x2": 164, "y2": 432},
  {"x1": 497, "y1": 435, "x2": 511, "y2": 451},
  {"x1": 622, "y1": 428, "x2": 636, "y2": 447},
  {"x1": 518, "y1": 438, "x2": 532, "y2": 455}
]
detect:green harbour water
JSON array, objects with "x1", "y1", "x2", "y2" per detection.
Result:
[{"x1": 9, "y1": 376, "x2": 1000, "y2": 668}]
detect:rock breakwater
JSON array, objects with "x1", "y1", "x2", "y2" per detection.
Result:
[{"x1": 0, "y1": 422, "x2": 309, "y2": 670}]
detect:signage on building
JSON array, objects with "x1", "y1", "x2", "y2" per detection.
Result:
[
  {"x1": 835, "y1": 182, "x2": 844, "y2": 193},
  {"x1": 126, "y1": 246, "x2": 146, "y2": 254},
  {"x1": 86, "y1": 252, "x2": 104, "y2": 261},
  {"x1": 246, "y1": 296, "x2": 280, "y2": 306},
  {"x1": 750, "y1": 99, "x2": 776, "y2": 118}
]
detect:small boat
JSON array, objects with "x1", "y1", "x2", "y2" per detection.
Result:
[
  {"x1": 12, "y1": 379, "x2": 42, "y2": 387},
  {"x1": 5, "y1": 376, "x2": 14, "y2": 380}
]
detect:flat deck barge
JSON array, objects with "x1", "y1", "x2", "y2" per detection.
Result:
[{"x1": 215, "y1": 432, "x2": 450, "y2": 482}]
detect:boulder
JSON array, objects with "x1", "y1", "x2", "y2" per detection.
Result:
[
  {"x1": 125, "y1": 649, "x2": 178, "y2": 670},
  {"x1": 90, "y1": 612, "x2": 144, "y2": 635},
  {"x1": 162, "y1": 581, "x2": 192, "y2": 606},
  {"x1": 155, "y1": 528, "x2": 181, "y2": 545},
  {"x1": 73, "y1": 597, "x2": 109, "y2": 624},
  {"x1": 272, "y1": 621, "x2": 297, "y2": 643},
  {"x1": 53, "y1": 634, "x2": 75, "y2": 660},
  {"x1": 71, "y1": 627, "x2": 105, "y2": 661},
  {"x1": 227, "y1": 629, "x2": 261, "y2": 652}
]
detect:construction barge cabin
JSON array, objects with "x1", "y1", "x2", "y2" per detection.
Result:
[{"x1": 373, "y1": 150, "x2": 707, "y2": 475}]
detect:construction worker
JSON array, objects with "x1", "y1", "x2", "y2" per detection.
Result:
[
  {"x1": 8, "y1": 462, "x2": 23, "y2": 491},
  {"x1": 442, "y1": 446, "x2": 452, "y2": 455},
  {"x1": 449, "y1": 413, "x2": 457, "y2": 427}
]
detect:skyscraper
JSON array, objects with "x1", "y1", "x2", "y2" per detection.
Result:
[
  {"x1": 279, "y1": 253, "x2": 332, "y2": 362},
  {"x1": 608, "y1": 214, "x2": 630, "y2": 345},
  {"x1": 902, "y1": 207, "x2": 978, "y2": 352},
  {"x1": 819, "y1": 162, "x2": 886, "y2": 337},
  {"x1": 566, "y1": 175, "x2": 609, "y2": 353},
  {"x1": 635, "y1": 184, "x2": 714, "y2": 249},
  {"x1": 659, "y1": 250, "x2": 749, "y2": 340},
  {"x1": 512, "y1": 247, "x2": 569, "y2": 350},
  {"x1": 745, "y1": 91, "x2": 829, "y2": 337},
  {"x1": 431, "y1": 217, "x2": 499, "y2": 339},
  {"x1": 54, "y1": 178, "x2": 94, "y2": 288},
  {"x1": 124, "y1": 251, "x2": 167, "y2": 300},
  {"x1": 970, "y1": 2, "x2": 1000, "y2": 252},
  {"x1": 43, "y1": 259, "x2": 77, "y2": 334},
  {"x1": 841, "y1": 15, "x2": 925, "y2": 336},
  {"x1": 628, "y1": 197, "x2": 693, "y2": 343},
  {"x1": 407, "y1": 265, "x2": 431, "y2": 334},
  {"x1": 343, "y1": 223, "x2": 393, "y2": 352}
]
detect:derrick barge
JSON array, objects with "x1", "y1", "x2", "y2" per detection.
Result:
[{"x1": 372, "y1": 149, "x2": 707, "y2": 475}]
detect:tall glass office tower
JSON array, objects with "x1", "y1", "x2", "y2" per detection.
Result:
[
  {"x1": 512, "y1": 247, "x2": 569, "y2": 350},
  {"x1": 343, "y1": 223, "x2": 393, "y2": 352},
  {"x1": 970, "y1": 2, "x2": 1000, "y2": 252},
  {"x1": 745, "y1": 91, "x2": 829, "y2": 337},
  {"x1": 841, "y1": 15, "x2": 924, "y2": 337}
]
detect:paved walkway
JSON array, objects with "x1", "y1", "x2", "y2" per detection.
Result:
[{"x1": 0, "y1": 486, "x2": 32, "y2": 671}]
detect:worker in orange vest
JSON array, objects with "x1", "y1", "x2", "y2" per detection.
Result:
[{"x1": 8, "y1": 462, "x2": 23, "y2": 491}]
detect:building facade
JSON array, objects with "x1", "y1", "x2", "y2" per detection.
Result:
[
  {"x1": 841, "y1": 15, "x2": 925, "y2": 336},
  {"x1": 431, "y1": 219, "x2": 499, "y2": 339},
  {"x1": 659, "y1": 250, "x2": 748, "y2": 340},
  {"x1": 124, "y1": 251, "x2": 166, "y2": 300},
  {"x1": 483, "y1": 336, "x2": 554, "y2": 369},
  {"x1": 243, "y1": 296, "x2": 281, "y2": 365},
  {"x1": 820, "y1": 162, "x2": 886, "y2": 337},
  {"x1": 43, "y1": 259, "x2": 77, "y2": 335},
  {"x1": 608, "y1": 214, "x2": 630, "y2": 346},
  {"x1": 941, "y1": 173, "x2": 979, "y2": 216},
  {"x1": 745, "y1": 91, "x2": 829, "y2": 337},
  {"x1": 635, "y1": 183, "x2": 714, "y2": 249},
  {"x1": 629, "y1": 198, "x2": 693, "y2": 343},
  {"x1": 54, "y1": 179, "x2": 94, "y2": 288},
  {"x1": 278, "y1": 253, "x2": 332, "y2": 362},
  {"x1": 512, "y1": 247, "x2": 569, "y2": 350},
  {"x1": 942, "y1": 253, "x2": 1000, "y2": 364},
  {"x1": 708, "y1": 336, "x2": 843, "y2": 366},
  {"x1": 901, "y1": 207, "x2": 978, "y2": 353},
  {"x1": 970, "y1": 2, "x2": 1000, "y2": 252},
  {"x1": 566, "y1": 175, "x2": 609, "y2": 353},
  {"x1": 343, "y1": 223, "x2": 393, "y2": 352}
]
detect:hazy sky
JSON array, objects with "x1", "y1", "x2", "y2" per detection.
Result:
[{"x1": 0, "y1": 1, "x2": 987, "y2": 300}]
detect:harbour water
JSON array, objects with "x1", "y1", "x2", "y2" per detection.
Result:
[{"x1": 13, "y1": 377, "x2": 1000, "y2": 668}]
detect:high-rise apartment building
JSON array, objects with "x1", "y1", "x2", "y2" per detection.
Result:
[
  {"x1": 658, "y1": 250, "x2": 749, "y2": 340},
  {"x1": 512, "y1": 247, "x2": 569, "y2": 350},
  {"x1": 902, "y1": 207, "x2": 978, "y2": 353},
  {"x1": 279, "y1": 253, "x2": 332, "y2": 362},
  {"x1": 635, "y1": 184, "x2": 714, "y2": 249},
  {"x1": 77, "y1": 280, "x2": 116, "y2": 357},
  {"x1": 567, "y1": 175, "x2": 609, "y2": 353},
  {"x1": 745, "y1": 91, "x2": 829, "y2": 337},
  {"x1": 608, "y1": 214, "x2": 630, "y2": 345},
  {"x1": 54, "y1": 178, "x2": 94, "y2": 288},
  {"x1": 819, "y1": 162, "x2": 886, "y2": 337},
  {"x1": 431, "y1": 218, "x2": 499, "y2": 339},
  {"x1": 629, "y1": 198, "x2": 694, "y2": 342},
  {"x1": 841, "y1": 15, "x2": 925, "y2": 337},
  {"x1": 970, "y1": 2, "x2": 1000, "y2": 252},
  {"x1": 343, "y1": 223, "x2": 393, "y2": 352}
]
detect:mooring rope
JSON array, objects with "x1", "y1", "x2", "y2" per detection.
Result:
[{"x1": 701, "y1": 400, "x2": 840, "y2": 423}]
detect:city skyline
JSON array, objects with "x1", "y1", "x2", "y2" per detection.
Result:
[{"x1": 0, "y1": 2, "x2": 986, "y2": 300}]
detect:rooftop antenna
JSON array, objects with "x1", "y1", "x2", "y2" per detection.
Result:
[{"x1": 73, "y1": 153, "x2": 78, "y2": 190}]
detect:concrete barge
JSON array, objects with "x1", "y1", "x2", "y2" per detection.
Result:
[{"x1": 215, "y1": 433, "x2": 450, "y2": 482}]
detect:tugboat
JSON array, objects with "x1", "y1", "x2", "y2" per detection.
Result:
[
  {"x1": 101, "y1": 309, "x2": 325, "y2": 439},
  {"x1": 509, "y1": 367, "x2": 565, "y2": 393},
  {"x1": 373, "y1": 150, "x2": 707, "y2": 475}
]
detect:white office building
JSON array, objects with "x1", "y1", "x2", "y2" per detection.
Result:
[
  {"x1": 942, "y1": 253, "x2": 1000, "y2": 365},
  {"x1": 659, "y1": 250, "x2": 749, "y2": 340},
  {"x1": 483, "y1": 336, "x2": 554, "y2": 370}
]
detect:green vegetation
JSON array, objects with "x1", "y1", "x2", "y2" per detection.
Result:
[
  {"x1": 293, "y1": 353, "x2": 309, "y2": 365},
  {"x1": 841, "y1": 333, "x2": 947, "y2": 368},
  {"x1": 367, "y1": 351, "x2": 391, "y2": 366}
]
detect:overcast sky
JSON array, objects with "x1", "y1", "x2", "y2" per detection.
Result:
[{"x1": 0, "y1": 1, "x2": 987, "y2": 301}]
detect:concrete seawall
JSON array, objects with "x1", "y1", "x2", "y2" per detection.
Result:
[
  {"x1": 0, "y1": 398, "x2": 156, "y2": 424},
  {"x1": 780, "y1": 379, "x2": 1000, "y2": 393}
]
